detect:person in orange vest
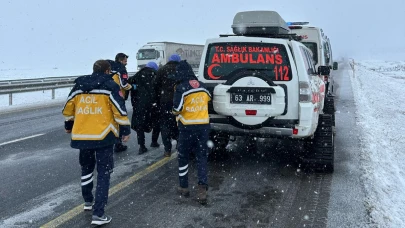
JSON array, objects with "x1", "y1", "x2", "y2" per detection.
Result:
[
  {"x1": 170, "y1": 60, "x2": 211, "y2": 204},
  {"x1": 62, "y1": 60, "x2": 130, "y2": 225},
  {"x1": 107, "y1": 53, "x2": 134, "y2": 152}
]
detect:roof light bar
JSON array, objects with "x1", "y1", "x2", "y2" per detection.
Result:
[{"x1": 286, "y1": 22, "x2": 309, "y2": 26}]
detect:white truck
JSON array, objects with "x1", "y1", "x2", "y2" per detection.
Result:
[{"x1": 136, "y1": 42, "x2": 204, "y2": 71}]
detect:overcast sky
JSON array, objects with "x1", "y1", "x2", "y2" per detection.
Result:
[{"x1": 1, "y1": 0, "x2": 404, "y2": 74}]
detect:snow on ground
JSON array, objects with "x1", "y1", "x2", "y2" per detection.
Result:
[
  {"x1": 0, "y1": 87, "x2": 71, "y2": 110},
  {"x1": 350, "y1": 60, "x2": 405, "y2": 227},
  {"x1": 2, "y1": 60, "x2": 405, "y2": 227},
  {"x1": 0, "y1": 95, "x2": 8, "y2": 106}
]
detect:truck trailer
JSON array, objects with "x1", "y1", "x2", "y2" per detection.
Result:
[{"x1": 136, "y1": 42, "x2": 204, "y2": 71}]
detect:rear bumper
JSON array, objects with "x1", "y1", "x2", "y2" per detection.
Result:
[
  {"x1": 211, "y1": 123, "x2": 293, "y2": 137},
  {"x1": 209, "y1": 100, "x2": 317, "y2": 138},
  {"x1": 209, "y1": 112, "x2": 315, "y2": 138}
]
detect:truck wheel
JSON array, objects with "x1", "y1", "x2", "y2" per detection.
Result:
[
  {"x1": 208, "y1": 132, "x2": 230, "y2": 161},
  {"x1": 302, "y1": 114, "x2": 334, "y2": 173}
]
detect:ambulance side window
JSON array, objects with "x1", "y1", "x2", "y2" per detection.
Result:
[
  {"x1": 324, "y1": 42, "x2": 330, "y2": 64},
  {"x1": 305, "y1": 50, "x2": 317, "y2": 75},
  {"x1": 300, "y1": 47, "x2": 316, "y2": 76},
  {"x1": 299, "y1": 47, "x2": 312, "y2": 80}
]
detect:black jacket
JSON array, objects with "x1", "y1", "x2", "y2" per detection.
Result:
[
  {"x1": 128, "y1": 67, "x2": 159, "y2": 132},
  {"x1": 154, "y1": 61, "x2": 179, "y2": 105}
]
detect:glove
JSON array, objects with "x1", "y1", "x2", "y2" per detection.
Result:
[{"x1": 65, "y1": 120, "x2": 74, "y2": 131}]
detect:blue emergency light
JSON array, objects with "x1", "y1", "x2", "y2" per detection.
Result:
[{"x1": 286, "y1": 22, "x2": 309, "y2": 26}]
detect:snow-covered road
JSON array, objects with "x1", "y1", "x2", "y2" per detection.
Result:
[{"x1": 1, "y1": 59, "x2": 404, "y2": 227}]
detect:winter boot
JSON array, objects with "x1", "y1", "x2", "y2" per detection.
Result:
[
  {"x1": 114, "y1": 143, "x2": 127, "y2": 153},
  {"x1": 138, "y1": 145, "x2": 148, "y2": 155},
  {"x1": 177, "y1": 187, "x2": 190, "y2": 197},
  {"x1": 164, "y1": 151, "x2": 172, "y2": 157},
  {"x1": 197, "y1": 184, "x2": 208, "y2": 205},
  {"x1": 150, "y1": 141, "x2": 160, "y2": 148}
]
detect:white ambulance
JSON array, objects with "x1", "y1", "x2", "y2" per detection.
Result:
[
  {"x1": 287, "y1": 23, "x2": 338, "y2": 96},
  {"x1": 198, "y1": 11, "x2": 335, "y2": 172}
]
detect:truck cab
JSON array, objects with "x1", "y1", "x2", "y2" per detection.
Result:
[
  {"x1": 136, "y1": 42, "x2": 204, "y2": 72},
  {"x1": 136, "y1": 42, "x2": 166, "y2": 70}
]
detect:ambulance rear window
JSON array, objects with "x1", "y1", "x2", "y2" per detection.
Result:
[{"x1": 203, "y1": 42, "x2": 292, "y2": 81}]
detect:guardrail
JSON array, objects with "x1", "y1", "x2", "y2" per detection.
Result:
[
  {"x1": 0, "y1": 76, "x2": 81, "y2": 106},
  {"x1": 1, "y1": 69, "x2": 199, "y2": 106},
  {"x1": 0, "y1": 77, "x2": 79, "y2": 93},
  {"x1": 0, "y1": 73, "x2": 135, "y2": 105}
]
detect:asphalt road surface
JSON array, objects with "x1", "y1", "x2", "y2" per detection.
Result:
[{"x1": 0, "y1": 62, "x2": 370, "y2": 228}]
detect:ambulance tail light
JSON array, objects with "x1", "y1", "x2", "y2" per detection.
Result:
[
  {"x1": 245, "y1": 110, "x2": 257, "y2": 116},
  {"x1": 299, "y1": 81, "x2": 312, "y2": 102}
]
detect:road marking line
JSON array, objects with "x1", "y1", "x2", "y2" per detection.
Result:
[
  {"x1": 0, "y1": 133, "x2": 45, "y2": 146},
  {"x1": 40, "y1": 152, "x2": 178, "y2": 228}
]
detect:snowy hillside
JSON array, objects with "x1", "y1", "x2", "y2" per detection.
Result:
[{"x1": 350, "y1": 60, "x2": 405, "y2": 227}]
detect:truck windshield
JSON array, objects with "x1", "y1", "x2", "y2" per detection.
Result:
[
  {"x1": 137, "y1": 49, "x2": 158, "y2": 60},
  {"x1": 301, "y1": 42, "x2": 318, "y2": 64},
  {"x1": 203, "y1": 42, "x2": 292, "y2": 81}
]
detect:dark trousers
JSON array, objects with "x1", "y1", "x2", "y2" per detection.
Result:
[
  {"x1": 136, "y1": 124, "x2": 160, "y2": 146},
  {"x1": 160, "y1": 111, "x2": 179, "y2": 152},
  {"x1": 116, "y1": 135, "x2": 123, "y2": 146},
  {"x1": 116, "y1": 103, "x2": 126, "y2": 146},
  {"x1": 178, "y1": 128, "x2": 209, "y2": 188},
  {"x1": 79, "y1": 145, "x2": 114, "y2": 217}
]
